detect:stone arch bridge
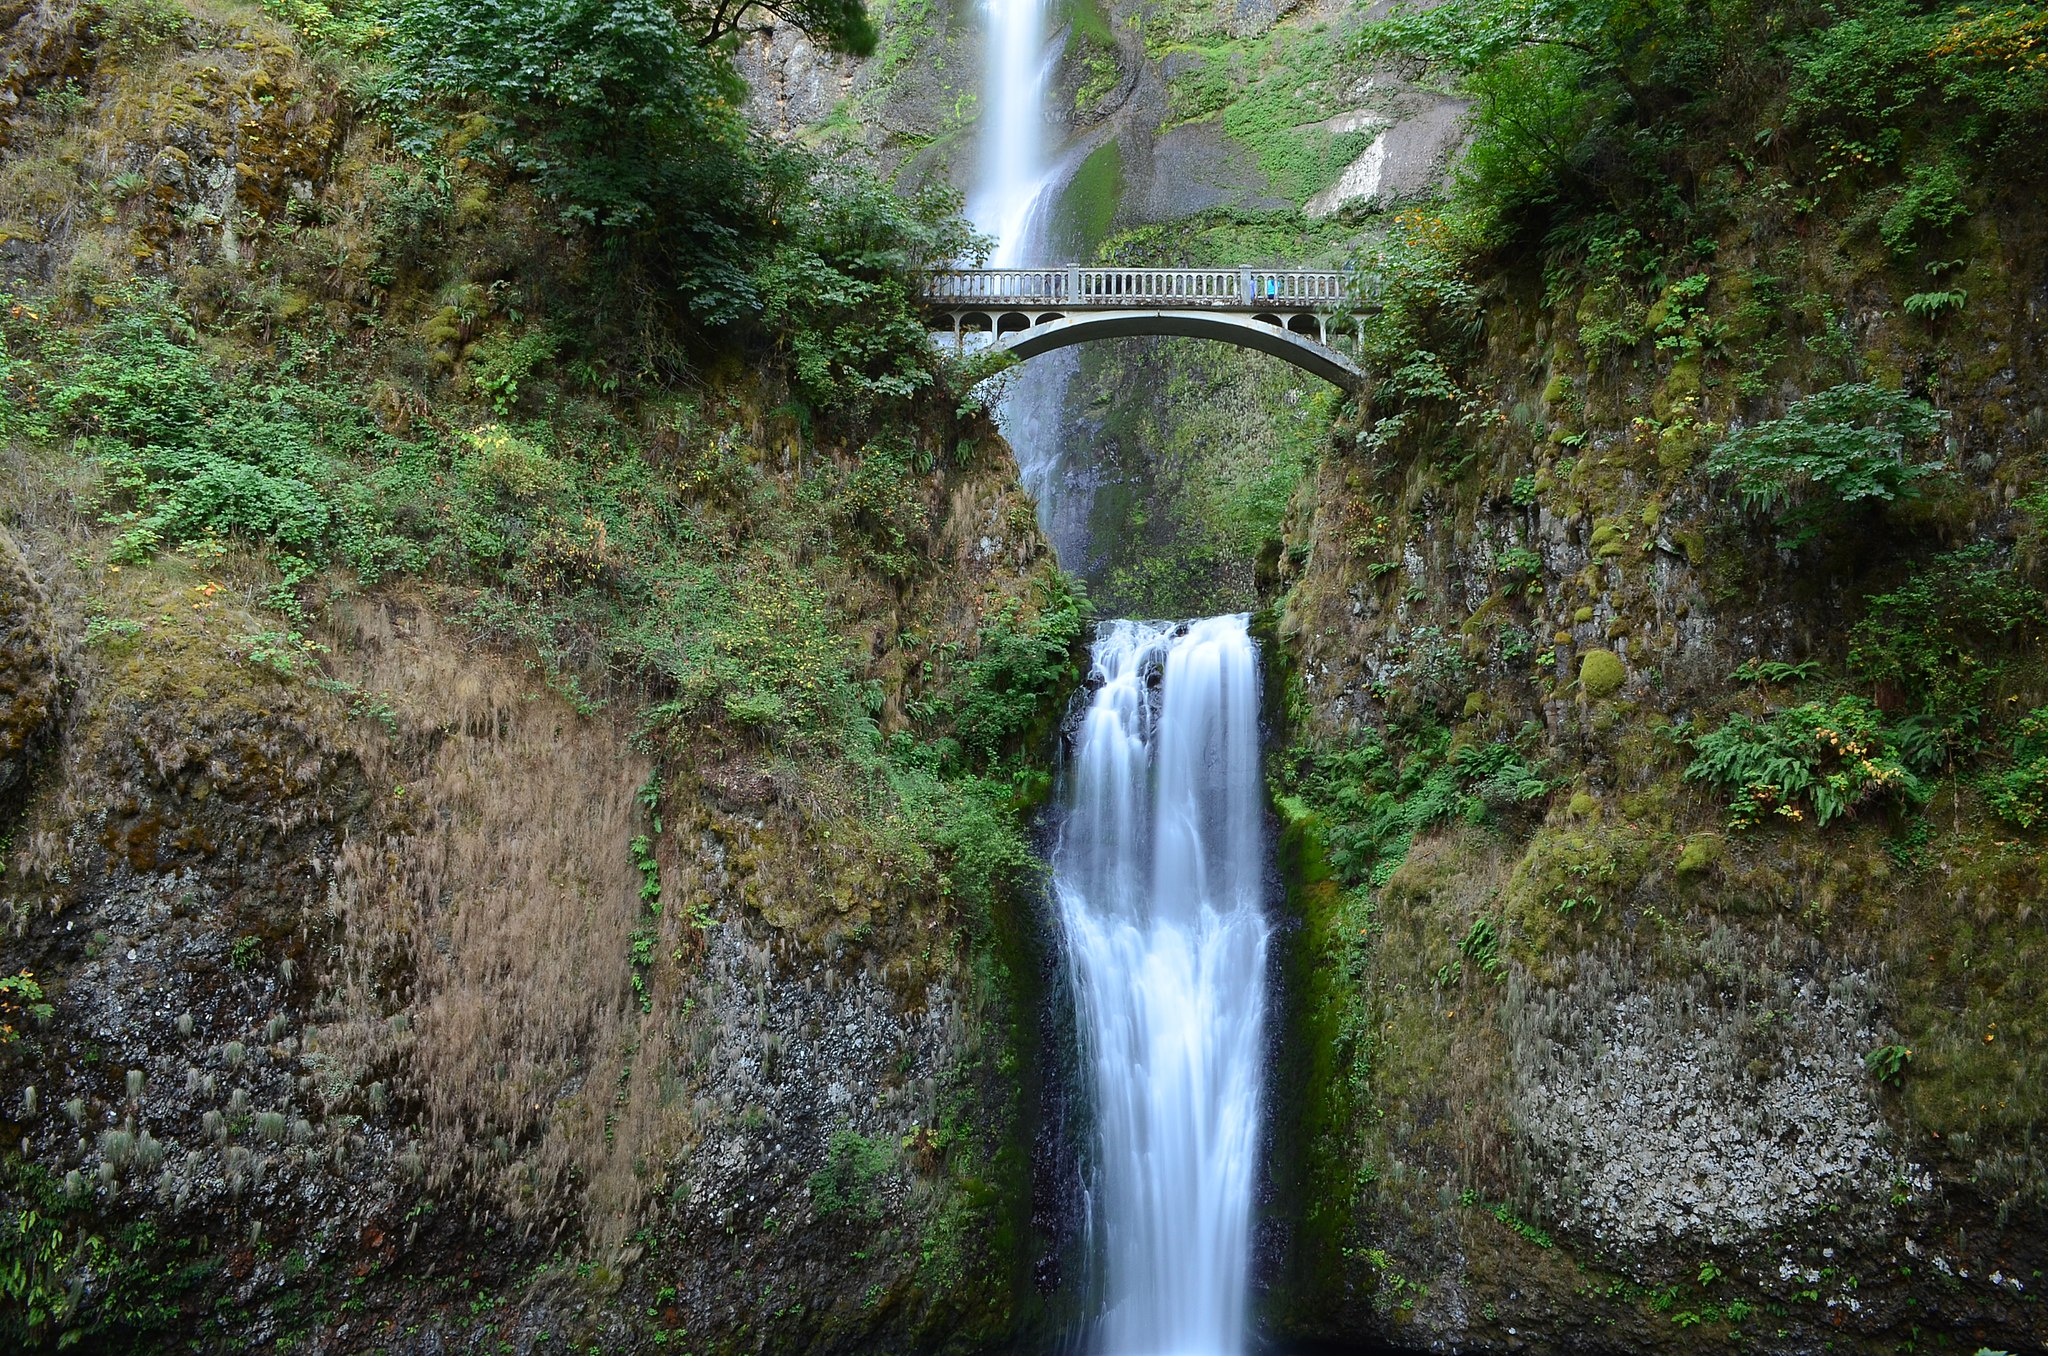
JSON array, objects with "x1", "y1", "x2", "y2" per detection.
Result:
[{"x1": 920, "y1": 267, "x2": 1369, "y2": 390}]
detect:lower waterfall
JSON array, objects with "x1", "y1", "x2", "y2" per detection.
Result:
[{"x1": 1053, "y1": 615, "x2": 1271, "y2": 1355}]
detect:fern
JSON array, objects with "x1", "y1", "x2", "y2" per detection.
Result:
[{"x1": 1686, "y1": 697, "x2": 1928, "y2": 830}]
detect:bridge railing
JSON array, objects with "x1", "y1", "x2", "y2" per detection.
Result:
[{"x1": 921, "y1": 267, "x2": 1358, "y2": 310}]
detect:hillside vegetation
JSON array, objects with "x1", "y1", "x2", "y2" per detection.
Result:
[
  {"x1": 0, "y1": 1, "x2": 1085, "y2": 1350},
  {"x1": 1262, "y1": 2, "x2": 2048, "y2": 1351}
]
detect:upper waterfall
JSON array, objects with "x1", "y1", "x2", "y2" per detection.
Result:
[{"x1": 970, "y1": 0, "x2": 1058, "y2": 264}]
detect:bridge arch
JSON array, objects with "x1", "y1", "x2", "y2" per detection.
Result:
[{"x1": 992, "y1": 310, "x2": 1365, "y2": 391}]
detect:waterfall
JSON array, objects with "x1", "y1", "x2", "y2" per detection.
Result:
[
  {"x1": 963, "y1": 6, "x2": 1272, "y2": 1348},
  {"x1": 970, "y1": 0, "x2": 1055, "y2": 267},
  {"x1": 968, "y1": 0, "x2": 1092, "y2": 568},
  {"x1": 1054, "y1": 617, "x2": 1271, "y2": 1355}
]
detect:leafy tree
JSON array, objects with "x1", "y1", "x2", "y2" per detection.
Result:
[
  {"x1": 1355, "y1": 0, "x2": 1732, "y2": 236},
  {"x1": 755, "y1": 170, "x2": 986, "y2": 413},
  {"x1": 385, "y1": 0, "x2": 963, "y2": 398},
  {"x1": 682, "y1": 0, "x2": 876, "y2": 53},
  {"x1": 384, "y1": 0, "x2": 779, "y2": 321}
]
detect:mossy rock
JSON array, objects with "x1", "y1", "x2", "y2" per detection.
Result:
[
  {"x1": 1674, "y1": 833, "x2": 1721, "y2": 876},
  {"x1": 1578, "y1": 648, "x2": 1626, "y2": 698}
]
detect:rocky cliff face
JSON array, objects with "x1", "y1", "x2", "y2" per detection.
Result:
[
  {"x1": 1257, "y1": 162, "x2": 2048, "y2": 1356},
  {"x1": 0, "y1": 4, "x2": 1076, "y2": 1350}
]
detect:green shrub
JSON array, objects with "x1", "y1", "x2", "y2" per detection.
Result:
[
  {"x1": 1684, "y1": 696, "x2": 1928, "y2": 830},
  {"x1": 1879, "y1": 159, "x2": 1972, "y2": 259},
  {"x1": 90, "y1": 0, "x2": 186, "y2": 58},
  {"x1": 1847, "y1": 547, "x2": 2047, "y2": 764},
  {"x1": 1350, "y1": 213, "x2": 1481, "y2": 453},
  {"x1": 50, "y1": 288, "x2": 426, "y2": 587},
  {"x1": 1703, "y1": 383, "x2": 1949, "y2": 544},
  {"x1": 754, "y1": 171, "x2": 980, "y2": 417},
  {"x1": 1791, "y1": 1, "x2": 2048, "y2": 164},
  {"x1": 811, "y1": 1130, "x2": 893, "y2": 1219},
  {"x1": 952, "y1": 577, "x2": 1092, "y2": 763},
  {"x1": 384, "y1": 0, "x2": 883, "y2": 334},
  {"x1": 0, "y1": 970, "x2": 53, "y2": 1045},
  {"x1": 1982, "y1": 708, "x2": 2048, "y2": 829},
  {"x1": 2, "y1": 1163, "x2": 200, "y2": 1348}
]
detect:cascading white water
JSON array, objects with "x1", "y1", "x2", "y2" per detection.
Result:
[
  {"x1": 964, "y1": 15, "x2": 1271, "y2": 1347},
  {"x1": 1054, "y1": 617, "x2": 1271, "y2": 1355},
  {"x1": 971, "y1": 0, "x2": 1055, "y2": 267},
  {"x1": 968, "y1": 0, "x2": 1094, "y2": 567}
]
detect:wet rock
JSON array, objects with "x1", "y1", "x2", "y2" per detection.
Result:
[{"x1": 0, "y1": 526, "x2": 59, "y2": 805}]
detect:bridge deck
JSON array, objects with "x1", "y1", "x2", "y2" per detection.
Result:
[{"x1": 922, "y1": 267, "x2": 1353, "y2": 311}]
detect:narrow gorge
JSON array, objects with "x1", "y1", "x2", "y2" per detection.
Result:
[{"x1": 3, "y1": 0, "x2": 2047, "y2": 1353}]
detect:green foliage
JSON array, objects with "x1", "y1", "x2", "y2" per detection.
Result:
[
  {"x1": 1901, "y1": 288, "x2": 1967, "y2": 318},
  {"x1": 382, "y1": 0, "x2": 940, "y2": 371},
  {"x1": 1495, "y1": 546, "x2": 1542, "y2": 584},
  {"x1": 470, "y1": 329, "x2": 561, "y2": 414},
  {"x1": 260, "y1": 0, "x2": 388, "y2": 53},
  {"x1": 1879, "y1": 159, "x2": 1972, "y2": 258},
  {"x1": 1351, "y1": 213, "x2": 1482, "y2": 455},
  {"x1": 1279, "y1": 726, "x2": 1551, "y2": 890},
  {"x1": 754, "y1": 173, "x2": 980, "y2": 416},
  {"x1": 1218, "y1": 37, "x2": 1373, "y2": 201},
  {"x1": 0, "y1": 971, "x2": 53, "y2": 1045},
  {"x1": 951, "y1": 577, "x2": 1092, "y2": 763},
  {"x1": 2, "y1": 1162, "x2": 207, "y2": 1350},
  {"x1": 1982, "y1": 707, "x2": 2048, "y2": 829},
  {"x1": 1458, "y1": 916, "x2": 1505, "y2": 982},
  {"x1": 1683, "y1": 696, "x2": 1929, "y2": 830},
  {"x1": 1363, "y1": 0, "x2": 2045, "y2": 253},
  {"x1": 1731, "y1": 658, "x2": 1819, "y2": 686},
  {"x1": 811, "y1": 1130, "x2": 893, "y2": 1219},
  {"x1": 1491, "y1": 1200, "x2": 1552, "y2": 1248},
  {"x1": 387, "y1": 0, "x2": 742, "y2": 229},
  {"x1": 49, "y1": 287, "x2": 426, "y2": 588},
  {"x1": 1356, "y1": 0, "x2": 1727, "y2": 238},
  {"x1": 1865, "y1": 1041, "x2": 1914, "y2": 1084},
  {"x1": 89, "y1": 0, "x2": 185, "y2": 58},
  {"x1": 1847, "y1": 548, "x2": 2047, "y2": 764},
  {"x1": 1790, "y1": 1, "x2": 2048, "y2": 167},
  {"x1": 1703, "y1": 383, "x2": 1949, "y2": 544},
  {"x1": 630, "y1": 834, "x2": 661, "y2": 910}
]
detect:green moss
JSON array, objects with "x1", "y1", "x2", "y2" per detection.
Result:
[
  {"x1": 1579, "y1": 648, "x2": 1625, "y2": 697},
  {"x1": 1674, "y1": 833, "x2": 1720, "y2": 875},
  {"x1": 1051, "y1": 140, "x2": 1122, "y2": 259},
  {"x1": 1060, "y1": 0, "x2": 1113, "y2": 48}
]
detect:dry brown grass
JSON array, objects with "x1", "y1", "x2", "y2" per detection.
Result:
[{"x1": 315, "y1": 594, "x2": 668, "y2": 1243}]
